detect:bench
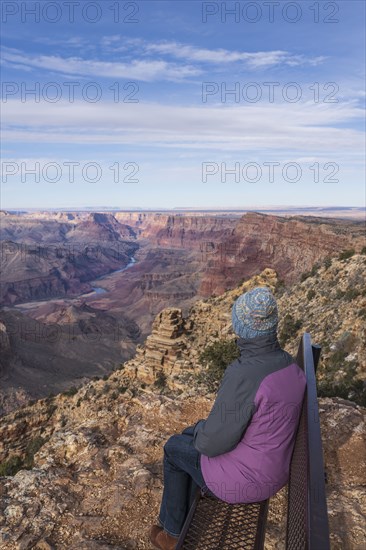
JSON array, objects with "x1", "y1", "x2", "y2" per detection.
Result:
[{"x1": 175, "y1": 333, "x2": 330, "y2": 550}]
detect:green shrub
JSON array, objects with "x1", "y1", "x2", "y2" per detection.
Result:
[
  {"x1": 338, "y1": 249, "x2": 355, "y2": 261},
  {"x1": 63, "y1": 386, "x2": 78, "y2": 397},
  {"x1": 0, "y1": 456, "x2": 23, "y2": 477},
  {"x1": 361, "y1": 246, "x2": 366, "y2": 255},
  {"x1": 323, "y1": 257, "x2": 332, "y2": 269},
  {"x1": 0, "y1": 437, "x2": 48, "y2": 476},
  {"x1": 279, "y1": 314, "x2": 303, "y2": 346},
  {"x1": 310, "y1": 263, "x2": 320, "y2": 276},
  {"x1": 358, "y1": 308, "x2": 366, "y2": 320},
  {"x1": 197, "y1": 339, "x2": 240, "y2": 391},
  {"x1": 275, "y1": 279, "x2": 286, "y2": 297},
  {"x1": 23, "y1": 437, "x2": 46, "y2": 469},
  {"x1": 344, "y1": 288, "x2": 360, "y2": 301},
  {"x1": 47, "y1": 404, "x2": 57, "y2": 417},
  {"x1": 328, "y1": 332, "x2": 358, "y2": 367},
  {"x1": 154, "y1": 371, "x2": 167, "y2": 390},
  {"x1": 300, "y1": 271, "x2": 311, "y2": 282},
  {"x1": 307, "y1": 289, "x2": 316, "y2": 301},
  {"x1": 318, "y1": 379, "x2": 366, "y2": 407},
  {"x1": 118, "y1": 386, "x2": 128, "y2": 394}
]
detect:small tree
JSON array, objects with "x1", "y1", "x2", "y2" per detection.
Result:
[
  {"x1": 0, "y1": 456, "x2": 22, "y2": 477},
  {"x1": 338, "y1": 249, "x2": 355, "y2": 260},
  {"x1": 198, "y1": 339, "x2": 240, "y2": 391},
  {"x1": 279, "y1": 314, "x2": 303, "y2": 346},
  {"x1": 307, "y1": 289, "x2": 316, "y2": 301},
  {"x1": 154, "y1": 371, "x2": 167, "y2": 390}
]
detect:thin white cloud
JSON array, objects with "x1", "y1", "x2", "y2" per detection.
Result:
[
  {"x1": 144, "y1": 41, "x2": 326, "y2": 68},
  {"x1": 1, "y1": 39, "x2": 326, "y2": 84},
  {"x1": 1, "y1": 47, "x2": 201, "y2": 82},
  {"x1": 99, "y1": 37, "x2": 326, "y2": 68},
  {"x1": 2, "y1": 100, "x2": 364, "y2": 154}
]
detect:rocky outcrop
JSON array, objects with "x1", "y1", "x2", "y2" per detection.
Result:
[{"x1": 125, "y1": 309, "x2": 190, "y2": 384}]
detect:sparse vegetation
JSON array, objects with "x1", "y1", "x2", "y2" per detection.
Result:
[
  {"x1": 275, "y1": 279, "x2": 286, "y2": 297},
  {"x1": 343, "y1": 288, "x2": 361, "y2": 301},
  {"x1": 0, "y1": 456, "x2": 22, "y2": 477},
  {"x1": 0, "y1": 437, "x2": 46, "y2": 477},
  {"x1": 338, "y1": 249, "x2": 355, "y2": 261},
  {"x1": 307, "y1": 289, "x2": 316, "y2": 301},
  {"x1": 23, "y1": 437, "x2": 46, "y2": 469},
  {"x1": 358, "y1": 308, "x2": 366, "y2": 320},
  {"x1": 197, "y1": 339, "x2": 240, "y2": 391},
  {"x1": 154, "y1": 371, "x2": 167, "y2": 390},
  {"x1": 317, "y1": 332, "x2": 365, "y2": 406},
  {"x1": 318, "y1": 378, "x2": 366, "y2": 407},
  {"x1": 47, "y1": 403, "x2": 57, "y2": 417},
  {"x1": 279, "y1": 314, "x2": 303, "y2": 346},
  {"x1": 63, "y1": 386, "x2": 78, "y2": 397},
  {"x1": 310, "y1": 263, "x2": 320, "y2": 276}
]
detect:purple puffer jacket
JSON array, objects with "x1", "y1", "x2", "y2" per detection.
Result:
[{"x1": 193, "y1": 333, "x2": 306, "y2": 503}]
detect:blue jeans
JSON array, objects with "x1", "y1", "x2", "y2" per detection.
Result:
[{"x1": 158, "y1": 426, "x2": 214, "y2": 537}]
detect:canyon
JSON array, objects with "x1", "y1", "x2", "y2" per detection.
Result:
[{"x1": 0, "y1": 209, "x2": 364, "y2": 413}]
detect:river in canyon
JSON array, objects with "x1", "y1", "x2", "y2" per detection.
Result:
[{"x1": 81, "y1": 256, "x2": 137, "y2": 296}]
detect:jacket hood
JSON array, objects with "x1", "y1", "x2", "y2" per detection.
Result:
[{"x1": 236, "y1": 332, "x2": 281, "y2": 357}]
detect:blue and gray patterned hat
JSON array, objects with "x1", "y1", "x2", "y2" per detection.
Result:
[{"x1": 232, "y1": 286, "x2": 278, "y2": 339}]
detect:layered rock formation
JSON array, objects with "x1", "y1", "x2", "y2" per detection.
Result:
[
  {"x1": 116, "y1": 210, "x2": 365, "y2": 295},
  {"x1": 199, "y1": 212, "x2": 365, "y2": 294}
]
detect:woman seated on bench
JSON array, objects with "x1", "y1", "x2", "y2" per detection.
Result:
[{"x1": 149, "y1": 286, "x2": 306, "y2": 550}]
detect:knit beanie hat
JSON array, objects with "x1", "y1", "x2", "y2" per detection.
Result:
[{"x1": 232, "y1": 286, "x2": 278, "y2": 339}]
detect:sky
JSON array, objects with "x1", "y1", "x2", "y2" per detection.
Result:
[{"x1": 1, "y1": 0, "x2": 365, "y2": 209}]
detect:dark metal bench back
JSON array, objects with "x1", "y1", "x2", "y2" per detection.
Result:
[{"x1": 286, "y1": 333, "x2": 330, "y2": 550}]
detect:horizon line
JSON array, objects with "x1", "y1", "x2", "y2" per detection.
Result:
[{"x1": 2, "y1": 205, "x2": 365, "y2": 211}]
